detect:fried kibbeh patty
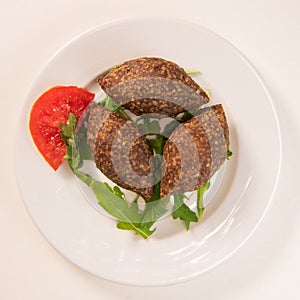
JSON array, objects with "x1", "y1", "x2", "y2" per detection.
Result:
[
  {"x1": 160, "y1": 104, "x2": 229, "y2": 198},
  {"x1": 97, "y1": 57, "x2": 209, "y2": 116},
  {"x1": 87, "y1": 103, "x2": 154, "y2": 200}
]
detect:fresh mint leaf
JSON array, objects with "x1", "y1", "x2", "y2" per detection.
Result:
[
  {"x1": 172, "y1": 194, "x2": 198, "y2": 230},
  {"x1": 197, "y1": 182, "x2": 210, "y2": 219}
]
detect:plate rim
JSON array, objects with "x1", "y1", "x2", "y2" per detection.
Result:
[{"x1": 14, "y1": 17, "x2": 282, "y2": 286}]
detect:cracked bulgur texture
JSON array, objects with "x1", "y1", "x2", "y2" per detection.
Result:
[
  {"x1": 97, "y1": 57, "x2": 210, "y2": 116},
  {"x1": 87, "y1": 103, "x2": 154, "y2": 200},
  {"x1": 160, "y1": 104, "x2": 229, "y2": 198}
]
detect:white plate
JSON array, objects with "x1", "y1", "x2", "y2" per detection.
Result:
[{"x1": 15, "y1": 18, "x2": 281, "y2": 286}]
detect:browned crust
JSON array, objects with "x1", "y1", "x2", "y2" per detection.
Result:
[
  {"x1": 160, "y1": 104, "x2": 229, "y2": 198},
  {"x1": 87, "y1": 103, "x2": 154, "y2": 200},
  {"x1": 97, "y1": 57, "x2": 209, "y2": 116}
]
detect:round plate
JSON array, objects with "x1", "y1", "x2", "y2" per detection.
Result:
[{"x1": 15, "y1": 18, "x2": 281, "y2": 286}]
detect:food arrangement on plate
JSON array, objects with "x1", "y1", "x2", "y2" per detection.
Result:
[{"x1": 29, "y1": 57, "x2": 232, "y2": 239}]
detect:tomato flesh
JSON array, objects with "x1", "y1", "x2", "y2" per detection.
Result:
[{"x1": 29, "y1": 86, "x2": 94, "y2": 170}]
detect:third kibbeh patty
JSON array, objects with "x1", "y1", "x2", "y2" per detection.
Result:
[{"x1": 160, "y1": 104, "x2": 229, "y2": 198}]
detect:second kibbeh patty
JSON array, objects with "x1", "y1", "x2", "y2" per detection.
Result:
[{"x1": 87, "y1": 103, "x2": 154, "y2": 200}]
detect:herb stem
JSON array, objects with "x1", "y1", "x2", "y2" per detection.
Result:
[
  {"x1": 185, "y1": 70, "x2": 201, "y2": 75},
  {"x1": 197, "y1": 181, "x2": 210, "y2": 219},
  {"x1": 149, "y1": 134, "x2": 166, "y2": 202},
  {"x1": 133, "y1": 194, "x2": 140, "y2": 203}
]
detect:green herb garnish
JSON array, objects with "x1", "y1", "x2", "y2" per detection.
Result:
[
  {"x1": 136, "y1": 117, "x2": 161, "y2": 135},
  {"x1": 185, "y1": 70, "x2": 201, "y2": 75},
  {"x1": 61, "y1": 113, "x2": 156, "y2": 239},
  {"x1": 227, "y1": 149, "x2": 233, "y2": 160},
  {"x1": 99, "y1": 95, "x2": 130, "y2": 120},
  {"x1": 60, "y1": 104, "x2": 211, "y2": 238},
  {"x1": 197, "y1": 182, "x2": 210, "y2": 219},
  {"x1": 227, "y1": 140, "x2": 233, "y2": 160},
  {"x1": 172, "y1": 194, "x2": 198, "y2": 230}
]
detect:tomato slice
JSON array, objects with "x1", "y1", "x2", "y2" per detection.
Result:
[{"x1": 29, "y1": 86, "x2": 94, "y2": 170}]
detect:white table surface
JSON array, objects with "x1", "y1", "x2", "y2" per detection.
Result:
[{"x1": 1, "y1": 0, "x2": 300, "y2": 299}]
